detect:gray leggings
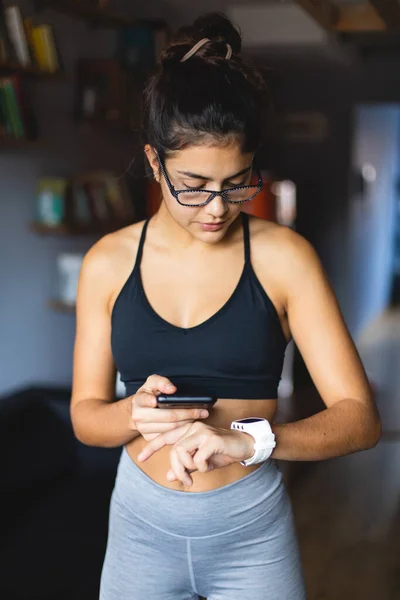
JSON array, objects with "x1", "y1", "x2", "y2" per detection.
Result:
[{"x1": 100, "y1": 447, "x2": 306, "y2": 600}]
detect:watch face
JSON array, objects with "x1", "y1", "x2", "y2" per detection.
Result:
[{"x1": 238, "y1": 418, "x2": 264, "y2": 424}]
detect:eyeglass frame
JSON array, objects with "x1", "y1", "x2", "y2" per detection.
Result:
[{"x1": 155, "y1": 152, "x2": 264, "y2": 207}]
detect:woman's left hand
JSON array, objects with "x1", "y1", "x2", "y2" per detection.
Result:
[{"x1": 137, "y1": 421, "x2": 254, "y2": 486}]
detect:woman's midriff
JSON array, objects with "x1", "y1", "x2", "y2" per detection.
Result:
[{"x1": 125, "y1": 398, "x2": 277, "y2": 492}]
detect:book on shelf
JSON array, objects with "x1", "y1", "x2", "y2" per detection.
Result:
[
  {"x1": 117, "y1": 22, "x2": 169, "y2": 72},
  {"x1": 0, "y1": 0, "x2": 18, "y2": 64},
  {"x1": 31, "y1": 23, "x2": 61, "y2": 73},
  {"x1": 0, "y1": 1, "x2": 62, "y2": 73},
  {"x1": 103, "y1": 171, "x2": 134, "y2": 221},
  {"x1": 3, "y1": 4, "x2": 30, "y2": 67},
  {"x1": 69, "y1": 170, "x2": 135, "y2": 229},
  {"x1": 75, "y1": 59, "x2": 125, "y2": 124},
  {"x1": 36, "y1": 177, "x2": 68, "y2": 226},
  {"x1": 82, "y1": 180, "x2": 111, "y2": 221},
  {"x1": 0, "y1": 74, "x2": 37, "y2": 140},
  {"x1": 32, "y1": 171, "x2": 135, "y2": 232},
  {"x1": 23, "y1": 17, "x2": 37, "y2": 68},
  {"x1": 73, "y1": 185, "x2": 93, "y2": 225}
]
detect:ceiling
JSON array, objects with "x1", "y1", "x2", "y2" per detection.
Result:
[
  {"x1": 134, "y1": 0, "x2": 395, "y2": 32},
  {"x1": 129, "y1": 0, "x2": 400, "y2": 50}
]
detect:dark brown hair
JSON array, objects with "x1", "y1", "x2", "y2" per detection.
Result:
[{"x1": 142, "y1": 12, "x2": 271, "y2": 156}]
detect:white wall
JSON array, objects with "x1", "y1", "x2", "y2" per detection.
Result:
[
  {"x1": 230, "y1": 4, "x2": 327, "y2": 46},
  {"x1": 346, "y1": 105, "x2": 399, "y2": 337}
]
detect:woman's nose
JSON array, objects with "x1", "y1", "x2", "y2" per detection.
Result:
[{"x1": 204, "y1": 194, "x2": 228, "y2": 218}]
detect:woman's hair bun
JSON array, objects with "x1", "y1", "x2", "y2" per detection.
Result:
[
  {"x1": 188, "y1": 12, "x2": 241, "y2": 54},
  {"x1": 161, "y1": 12, "x2": 242, "y2": 66},
  {"x1": 144, "y1": 12, "x2": 271, "y2": 158}
]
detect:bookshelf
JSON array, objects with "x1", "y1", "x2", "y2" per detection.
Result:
[
  {"x1": 0, "y1": 4, "x2": 68, "y2": 144},
  {"x1": 38, "y1": 1, "x2": 165, "y2": 29},
  {"x1": 0, "y1": 137, "x2": 40, "y2": 147},
  {"x1": 0, "y1": 3, "x2": 155, "y2": 321},
  {"x1": 0, "y1": 62, "x2": 63, "y2": 77}
]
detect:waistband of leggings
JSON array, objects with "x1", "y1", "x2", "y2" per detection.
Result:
[{"x1": 113, "y1": 446, "x2": 285, "y2": 537}]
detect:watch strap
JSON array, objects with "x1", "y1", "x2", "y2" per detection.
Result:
[{"x1": 230, "y1": 418, "x2": 276, "y2": 466}]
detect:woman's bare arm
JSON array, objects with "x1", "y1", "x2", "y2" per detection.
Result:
[
  {"x1": 271, "y1": 229, "x2": 381, "y2": 461},
  {"x1": 71, "y1": 237, "x2": 139, "y2": 448}
]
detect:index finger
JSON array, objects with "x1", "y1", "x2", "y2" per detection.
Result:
[
  {"x1": 141, "y1": 374, "x2": 176, "y2": 396},
  {"x1": 137, "y1": 422, "x2": 193, "y2": 461},
  {"x1": 137, "y1": 433, "x2": 167, "y2": 461}
]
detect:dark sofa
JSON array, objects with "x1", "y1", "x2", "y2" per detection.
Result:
[{"x1": 0, "y1": 386, "x2": 121, "y2": 600}]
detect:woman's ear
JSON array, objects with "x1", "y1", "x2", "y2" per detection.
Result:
[{"x1": 144, "y1": 145, "x2": 160, "y2": 182}]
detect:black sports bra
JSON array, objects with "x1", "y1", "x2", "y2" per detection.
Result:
[{"x1": 111, "y1": 212, "x2": 288, "y2": 400}]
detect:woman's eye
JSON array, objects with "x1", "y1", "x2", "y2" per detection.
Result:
[
  {"x1": 227, "y1": 180, "x2": 246, "y2": 188},
  {"x1": 183, "y1": 182, "x2": 205, "y2": 190},
  {"x1": 181, "y1": 177, "x2": 248, "y2": 190}
]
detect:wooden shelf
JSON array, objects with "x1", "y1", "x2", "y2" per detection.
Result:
[
  {"x1": 39, "y1": 0, "x2": 165, "y2": 29},
  {"x1": 0, "y1": 138, "x2": 40, "y2": 148},
  {"x1": 30, "y1": 221, "x2": 132, "y2": 236},
  {"x1": 0, "y1": 62, "x2": 64, "y2": 77},
  {"x1": 49, "y1": 299, "x2": 76, "y2": 312},
  {"x1": 31, "y1": 222, "x2": 73, "y2": 235}
]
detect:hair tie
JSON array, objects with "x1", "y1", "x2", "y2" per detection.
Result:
[{"x1": 180, "y1": 38, "x2": 233, "y2": 62}]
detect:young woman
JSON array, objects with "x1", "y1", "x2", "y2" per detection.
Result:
[{"x1": 71, "y1": 13, "x2": 381, "y2": 600}]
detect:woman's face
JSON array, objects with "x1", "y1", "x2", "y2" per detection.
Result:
[{"x1": 145, "y1": 141, "x2": 255, "y2": 243}]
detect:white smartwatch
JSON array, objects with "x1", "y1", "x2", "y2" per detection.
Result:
[{"x1": 230, "y1": 417, "x2": 276, "y2": 466}]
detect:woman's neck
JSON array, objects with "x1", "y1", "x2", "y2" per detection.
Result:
[{"x1": 151, "y1": 202, "x2": 240, "y2": 253}]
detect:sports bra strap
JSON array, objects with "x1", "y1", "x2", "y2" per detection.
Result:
[
  {"x1": 134, "y1": 219, "x2": 150, "y2": 270},
  {"x1": 241, "y1": 212, "x2": 251, "y2": 264}
]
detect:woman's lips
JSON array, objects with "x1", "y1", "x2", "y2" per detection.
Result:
[{"x1": 198, "y1": 221, "x2": 226, "y2": 231}]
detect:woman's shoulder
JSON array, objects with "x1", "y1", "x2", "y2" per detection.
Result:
[
  {"x1": 249, "y1": 214, "x2": 316, "y2": 255},
  {"x1": 80, "y1": 220, "x2": 147, "y2": 286},
  {"x1": 247, "y1": 215, "x2": 322, "y2": 282}
]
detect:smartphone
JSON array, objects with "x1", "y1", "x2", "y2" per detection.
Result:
[{"x1": 156, "y1": 394, "x2": 217, "y2": 409}]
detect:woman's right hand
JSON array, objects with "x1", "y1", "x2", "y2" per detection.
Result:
[{"x1": 131, "y1": 374, "x2": 209, "y2": 441}]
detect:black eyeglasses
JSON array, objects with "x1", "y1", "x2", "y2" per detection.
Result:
[{"x1": 156, "y1": 153, "x2": 263, "y2": 208}]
